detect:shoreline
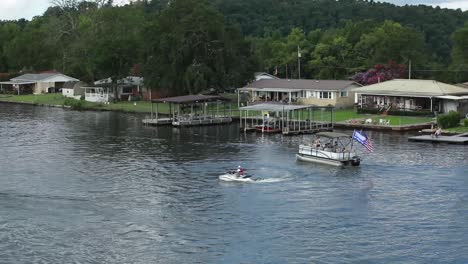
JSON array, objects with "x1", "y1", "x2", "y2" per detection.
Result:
[{"x1": 2, "y1": 99, "x2": 465, "y2": 134}]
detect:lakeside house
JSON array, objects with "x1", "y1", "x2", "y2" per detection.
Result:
[
  {"x1": 352, "y1": 79, "x2": 468, "y2": 116},
  {"x1": 237, "y1": 78, "x2": 361, "y2": 108},
  {"x1": 94, "y1": 76, "x2": 145, "y2": 101},
  {"x1": 0, "y1": 72, "x2": 79, "y2": 95}
]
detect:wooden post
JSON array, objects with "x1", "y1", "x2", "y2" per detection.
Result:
[{"x1": 156, "y1": 102, "x2": 159, "y2": 123}]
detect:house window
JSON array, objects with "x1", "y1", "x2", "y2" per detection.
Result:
[
  {"x1": 306, "y1": 91, "x2": 314, "y2": 98},
  {"x1": 319, "y1": 92, "x2": 331, "y2": 99},
  {"x1": 340, "y1": 91, "x2": 348, "y2": 97}
]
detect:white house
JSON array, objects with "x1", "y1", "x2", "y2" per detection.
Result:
[
  {"x1": 94, "y1": 76, "x2": 144, "y2": 101},
  {"x1": 0, "y1": 72, "x2": 79, "y2": 95}
]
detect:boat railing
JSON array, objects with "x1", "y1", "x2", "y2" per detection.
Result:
[{"x1": 300, "y1": 145, "x2": 354, "y2": 160}]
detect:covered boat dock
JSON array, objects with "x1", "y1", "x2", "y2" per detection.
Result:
[
  {"x1": 142, "y1": 95, "x2": 233, "y2": 127},
  {"x1": 239, "y1": 103, "x2": 334, "y2": 135}
]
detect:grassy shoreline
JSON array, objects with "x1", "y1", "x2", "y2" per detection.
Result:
[{"x1": 0, "y1": 94, "x2": 442, "y2": 127}]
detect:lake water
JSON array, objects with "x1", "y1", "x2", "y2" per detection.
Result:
[{"x1": 0, "y1": 104, "x2": 467, "y2": 264}]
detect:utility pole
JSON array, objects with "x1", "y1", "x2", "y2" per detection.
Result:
[
  {"x1": 409, "y1": 60, "x2": 412, "y2": 80},
  {"x1": 297, "y1": 46, "x2": 301, "y2": 79}
]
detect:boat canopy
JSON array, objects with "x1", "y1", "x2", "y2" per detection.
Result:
[{"x1": 315, "y1": 132, "x2": 351, "y2": 138}]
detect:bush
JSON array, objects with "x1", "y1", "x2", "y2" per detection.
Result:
[
  {"x1": 63, "y1": 97, "x2": 84, "y2": 110},
  {"x1": 464, "y1": 118, "x2": 468, "y2": 127},
  {"x1": 437, "y1": 111, "x2": 460, "y2": 128}
]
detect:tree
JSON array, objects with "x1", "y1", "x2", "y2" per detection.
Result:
[
  {"x1": 308, "y1": 34, "x2": 353, "y2": 79},
  {"x1": 355, "y1": 21, "x2": 427, "y2": 69},
  {"x1": 451, "y1": 22, "x2": 468, "y2": 82},
  {"x1": 352, "y1": 60, "x2": 407, "y2": 85},
  {"x1": 144, "y1": 0, "x2": 254, "y2": 95}
]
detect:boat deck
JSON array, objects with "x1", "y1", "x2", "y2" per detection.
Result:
[
  {"x1": 408, "y1": 133, "x2": 468, "y2": 144},
  {"x1": 142, "y1": 118, "x2": 173, "y2": 126}
]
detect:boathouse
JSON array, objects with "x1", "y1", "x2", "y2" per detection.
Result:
[
  {"x1": 239, "y1": 103, "x2": 334, "y2": 135},
  {"x1": 143, "y1": 95, "x2": 233, "y2": 127}
]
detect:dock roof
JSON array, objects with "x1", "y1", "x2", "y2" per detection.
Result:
[
  {"x1": 152, "y1": 95, "x2": 230, "y2": 104},
  {"x1": 239, "y1": 103, "x2": 321, "y2": 111}
]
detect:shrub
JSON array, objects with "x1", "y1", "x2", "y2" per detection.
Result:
[
  {"x1": 63, "y1": 97, "x2": 84, "y2": 110},
  {"x1": 437, "y1": 111, "x2": 460, "y2": 128},
  {"x1": 464, "y1": 118, "x2": 468, "y2": 127}
]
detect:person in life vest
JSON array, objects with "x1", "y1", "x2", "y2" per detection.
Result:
[{"x1": 236, "y1": 165, "x2": 245, "y2": 177}]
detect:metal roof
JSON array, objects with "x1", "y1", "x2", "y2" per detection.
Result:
[
  {"x1": 11, "y1": 73, "x2": 79, "y2": 82},
  {"x1": 152, "y1": 95, "x2": 231, "y2": 104},
  {"x1": 316, "y1": 132, "x2": 351, "y2": 138},
  {"x1": 352, "y1": 79, "x2": 468, "y2": 96},
  {"x1": 0, "y1": 80, "x2": 36, "y2": 85},
  {"x1": 239, "y1": 103, "x2": 317, "y2": 111},
  {"x1": 241, "y1": 79, "x2": 360, "y2": 91}
]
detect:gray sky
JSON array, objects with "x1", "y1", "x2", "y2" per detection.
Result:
[{"x1": 0, "y1": 0, "x2": 466, "y2": 21}]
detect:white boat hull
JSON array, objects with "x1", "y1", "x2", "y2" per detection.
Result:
[
  {"x1": 219, "y1": 174, "x2": 255, "y2": 182},
  {"x1": 297, "y1": 145, "x2": 360, "y2": 166}
]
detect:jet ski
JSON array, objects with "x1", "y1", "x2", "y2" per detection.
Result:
[{"x1": 218, "y1": 171, "x2": 255, "y2": 182}]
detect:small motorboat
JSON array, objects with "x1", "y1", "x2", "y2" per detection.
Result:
[
  {"x1": 218, "y1": 172, "x2": 256, "y2": 182},
  {"x1": 296, "y1": 132, "x2": 361, "y2": 166}
]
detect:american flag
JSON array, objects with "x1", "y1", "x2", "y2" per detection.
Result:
[{"x1": 352, "y1": 130, "x2": 374, "y2": 152}]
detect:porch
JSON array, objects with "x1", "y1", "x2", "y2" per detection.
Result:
[
  {"x1": 237, "y1": 88, "x2": 302, "y2": 106},
  {"x1": 357, "y1": 95, "x2": 435, "y2": 115}
]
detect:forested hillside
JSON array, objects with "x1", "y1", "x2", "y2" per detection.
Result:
[{"x1": 1, "y1": 0, "x2": 468, "y2": 95}]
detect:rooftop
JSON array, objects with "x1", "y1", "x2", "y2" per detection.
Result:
[
  {"x1": 352, "y1": 79, "x2": 468, "y2": 96},
  {"x1": 11, "y1": 73, "x2": 79, "y2": 82},
  {"x1": 240, "y1": 79, "x2": 359, "y2": 91}
]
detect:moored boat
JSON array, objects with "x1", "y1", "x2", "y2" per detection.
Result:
[{"x1": 296, "y1": 132, "x2": 361, "y2": 166}]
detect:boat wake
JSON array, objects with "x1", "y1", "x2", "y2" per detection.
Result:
[{"x1": 254, "y1": 178, "x2": 286, "y2": 183}]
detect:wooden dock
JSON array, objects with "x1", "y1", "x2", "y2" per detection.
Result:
[{"x1": 408, "y1": 133, "x2": 468, "y2": 144}]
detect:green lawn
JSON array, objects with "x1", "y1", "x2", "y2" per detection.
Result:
[
  {"x1": 445, "y1": 126, "x2": 468, "y2": 133},
  {"x1": 0, "y1": 95, "x2": 436, "y2": 126},
  {"x1": 0, "y1": 93, "x2": 238, "y2": 114},
  {"x1": 306, "y1": 108, "x2": 434, "y2": 125},
  {"x1": 0, "y1": 94, "x2": 67, "y2": 105}
]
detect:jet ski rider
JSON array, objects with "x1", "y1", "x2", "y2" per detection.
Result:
[{"x1": 236, "y1": 165, "x2": 245, "y2": 177}]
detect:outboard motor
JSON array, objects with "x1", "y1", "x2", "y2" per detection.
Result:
[{"x1": 351, "y1": 156, "x2": 361, "y2": 166}]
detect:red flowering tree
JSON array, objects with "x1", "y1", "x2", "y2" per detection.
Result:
[{"x1": 352, "y1": 61, "x2": 407, "y2": 85}]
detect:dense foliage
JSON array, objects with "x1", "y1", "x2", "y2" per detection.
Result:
[
  {"x1": 1, "y1": 0, "x2": 468, "y2": 95},
  {"x1": 437, "y1": 111, "x2": 461, "y2": 128}
]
